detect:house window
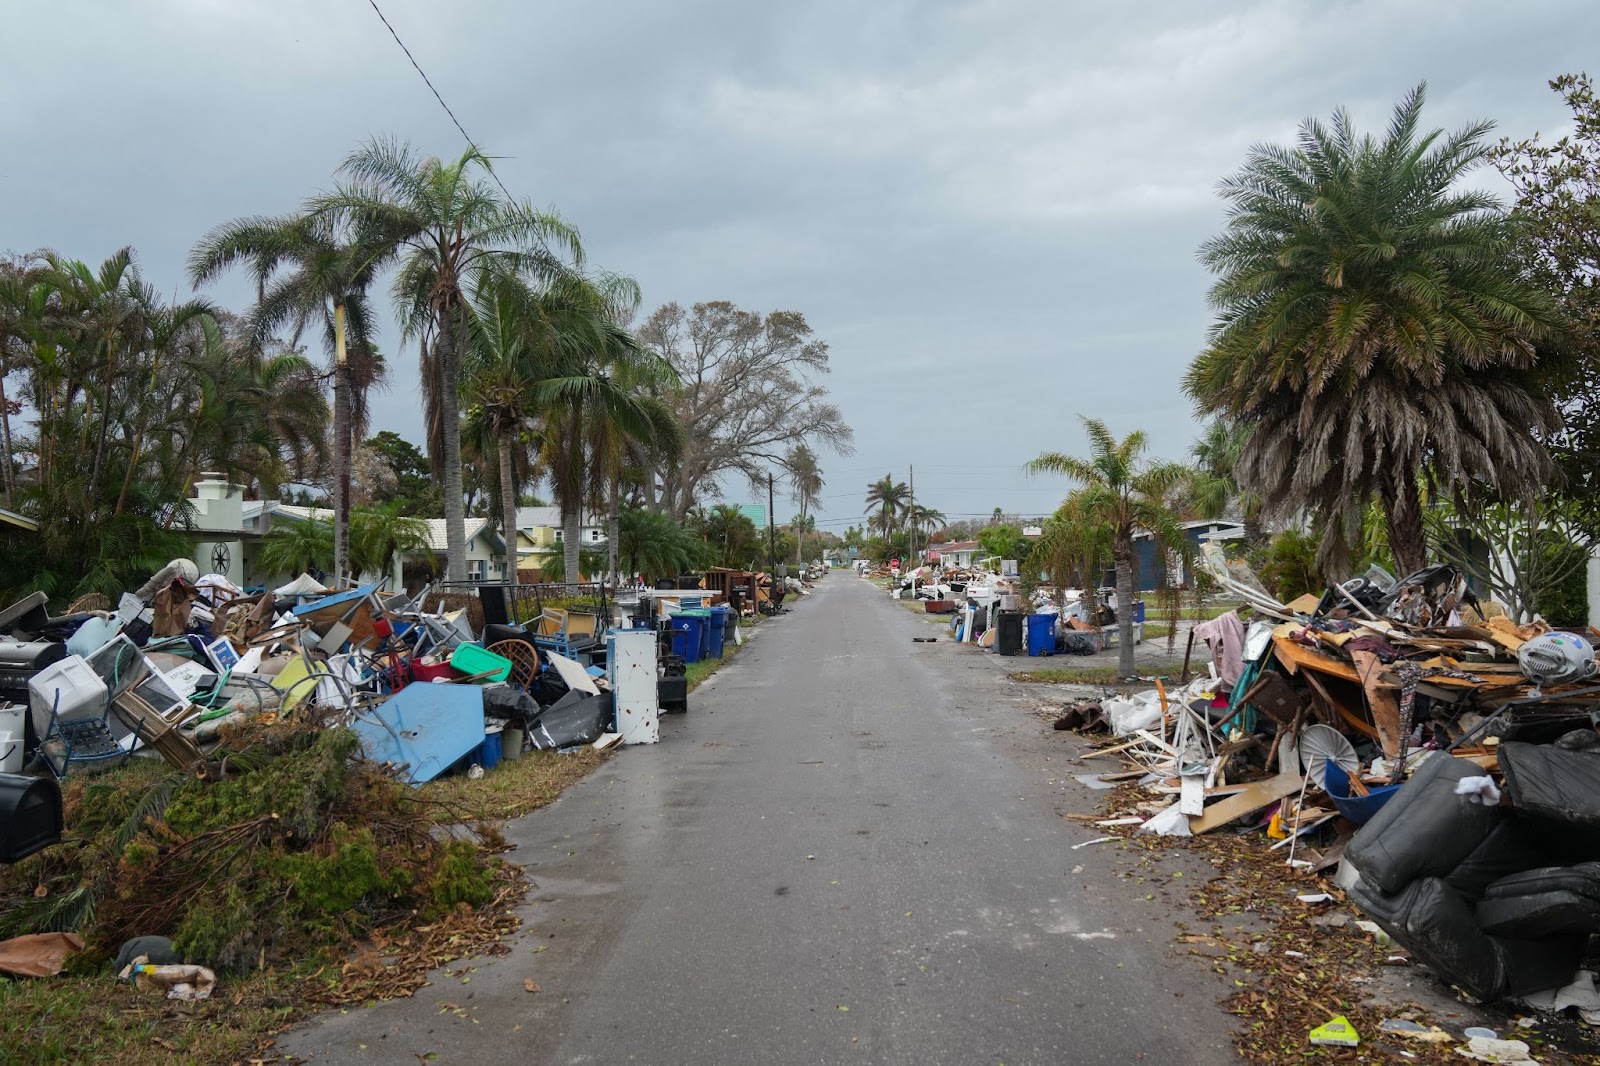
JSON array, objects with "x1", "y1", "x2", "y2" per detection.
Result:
[
  {"x1": 554, "y1": 531, "x2": 563, "y2": 542},
  {"x1": 589, "y1": 530, "x2": 601, "y2": 542}
]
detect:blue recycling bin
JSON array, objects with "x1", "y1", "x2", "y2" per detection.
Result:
[
  {"x1": 707, "y1": 606, "x2": 730, "y2": 658},
  {"x1": 1026, "y1": 613, "x2": 1059, "y2": 656},
  {"x1": 1132, "y1": 600, "x2": 1146, "y2": 624},
  {"x1": 670, "y1": 612, "x2": 703, "y2": 664}
]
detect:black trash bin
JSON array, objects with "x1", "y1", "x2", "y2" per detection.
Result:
[{"x1": 997, "y1": 611, "x2": 1024, "y2": 656}]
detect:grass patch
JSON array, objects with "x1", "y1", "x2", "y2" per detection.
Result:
[
  {"x1": 422, "y1": 748, "x2": 609, "y2": 821},
  {"x1": 0, "y1": 969, "x2": 304, "y2": 1066},
  {"x1": 1010, "y1": 662, "x2": 1186, "y2": 686}
]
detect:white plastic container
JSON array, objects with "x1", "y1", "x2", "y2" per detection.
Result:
[
  {"x1": 0, "y1": 701, "x2": 23, "y2": 744},
  {"x1": 28, "y1": 654, "x2": 109, "y2": 723},
  {"x1": 0, "y1": 729, "x2": 19, "y2": 773}
]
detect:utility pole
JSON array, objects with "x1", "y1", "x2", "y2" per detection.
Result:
[
  {"x1": 767, "y1": 472, "x2": 777, "y2": 572},
  {"x1": 908, "y1": 464, "x2": 915, "y2": 561},
  {"x1": 908, "y1": 464, "x2": 916, "y2": 600}
]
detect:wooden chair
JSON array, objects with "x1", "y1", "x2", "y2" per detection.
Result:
[{"x1": 486, "y1": 639, "x2": 541, "y2": 689}]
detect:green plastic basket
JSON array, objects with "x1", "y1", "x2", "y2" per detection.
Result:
[{"x1": 449, "y1": 643, "x2": 513, "y2": 683}]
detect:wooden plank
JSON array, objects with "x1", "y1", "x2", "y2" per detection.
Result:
[
  {"x1": 1188, "y1": 773, "x2": 1304, "y2": 835},
  {"x1": 1349, "y1": 649, "x2": 1403, "y2": 758},
  {"x1": 1271, "y1": 636, "x2": 1361, "y2": 683}
]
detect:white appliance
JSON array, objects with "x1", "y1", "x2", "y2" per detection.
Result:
[{"x1": 606, "y1": 629, "x2": 659, "y2": 745}]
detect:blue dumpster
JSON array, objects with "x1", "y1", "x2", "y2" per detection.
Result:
[
  {"x1": 707, "y1": 606, "x2": 730, "y2": 658},
  {"x1": 670, "y1": 613, "x2": 703, "y2": 664},
  {"x1": 1026, "y1": 613, "x2": 1059, "y2": 656}
]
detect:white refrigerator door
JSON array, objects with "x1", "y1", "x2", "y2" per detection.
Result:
[{"x1": 607, "y1": 630, "x2": 659, "y2": 745}]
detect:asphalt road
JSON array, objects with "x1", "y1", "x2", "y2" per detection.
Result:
[{"x1": 281, "y1": 576, "x2": 1236, "y2": 1065}]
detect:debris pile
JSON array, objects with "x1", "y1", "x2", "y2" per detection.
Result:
[
  {"x1": 0, "y1": 560, "x2": 794, "y2": 985},
  {"x1": 1064, "y1": 545, "x2": 1600, "y2": 1015}
]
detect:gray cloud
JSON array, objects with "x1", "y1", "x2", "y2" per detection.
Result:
[{"x1": 2, "y1": 0, "x2": 1594, "y2": 527}]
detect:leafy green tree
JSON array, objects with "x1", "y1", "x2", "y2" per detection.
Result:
[
  {"x1": 1259, "y1": 529, "x2": 1322, "y2": 602},
  {"x1": 311, "y1": 139, "x2": 581, "y2": 583},
  {"x1": 1492, "y1": 74, "x2": 1600, "y2": 538},
  {"x1": 977, "y1": 524, "x2": 1031, "y2": 567},
  {"x1": 1187, "y1": 86, "x2": 1563, "y2": 578},
  {"x1": 365, "y1": 431, "x2": 438, "y2": 515},
  {"x1": 693, "y1": 504, "x2": 760, "y2": 569},
  {"x1": 1027, "y1": 418, "x2": 1192, "y2": 677}
]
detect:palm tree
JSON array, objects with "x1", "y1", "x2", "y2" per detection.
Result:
[
  {"x1": 864, "y1": 475, "x2": 909, "y2": 539},
  {"x1": 258, "y1": 516, "x2": 334, "y2": 578},
  {"x1": 530, "y1": 274, "x2": 681, "y2": 586},
  {"x1": 309, "y1": 138, "x2": 581, "y2": 583},
  {"x1": 461, "y1": 278, "x2": 546, "y2": 587},
  {"x1": 1186, "y1": 85, "x2": 1562, "y2": 577},
  {"x1": 905, "y1": 504, "x2": 946, "y2": 538},
  {"x1": 1187, "y1": 418, "x2": 1264, "y2": 542},
  {"x1": 190, "y1": 212, "x2": 386, "y2": 584},
  {"x1": 350, "y1": 503, "x2": 432, "y2": 582},
  {"x1": 786, "y1": 444, "x2": 824, "y2": 563},
  {"x1": 1027, "y1": 418, "x2": 1193, "y2": 678},
  {"x1": 1032, "y1": 492, "x2": 1114, "y2": 609}
]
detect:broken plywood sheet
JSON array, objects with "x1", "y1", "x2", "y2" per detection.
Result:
[
  {"x1": 1188, "y1": 773, "x2": 1304, "y2": 834},
  {"x1": 1349, "y1": 649, "x2": 1403, "y2": 759},
  {"x1": 545, "y1": 650, "x2": 600, "y2": 696}
]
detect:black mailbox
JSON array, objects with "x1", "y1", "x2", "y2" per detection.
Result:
[{"x1": 0, "y1": 773, "x2": 62, "y2": 863}]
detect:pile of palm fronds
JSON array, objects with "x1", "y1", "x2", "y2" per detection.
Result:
[{"x1": 0, "y1": 717, "x2": 499, "y2": 974}]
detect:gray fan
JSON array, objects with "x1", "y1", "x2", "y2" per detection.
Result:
[{"x1": 1298, "y1": 724, "x2": 1360, "y2": 790}]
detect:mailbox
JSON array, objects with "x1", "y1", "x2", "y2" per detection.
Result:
[{"x1": 0, "y1": 773, "x2": 62, "y2": 863}]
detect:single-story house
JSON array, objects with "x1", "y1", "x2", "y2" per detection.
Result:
[
  {"x1": 1132, "y1": 520, "x2": 1247, "y2": 591},
  {"x1": 927, "y1": 540, "x2": 980, "y2": 569}
]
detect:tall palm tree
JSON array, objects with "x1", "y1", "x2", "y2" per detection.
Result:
[
  {"x1": 530, "y1": 274, "x2": 681, "y2": 585},
  {"x1": 1027, "y1": 418, "x2": 1193, "y2": 678},
  {"x1": 905, "y1": 504, "x2": 946, "y2": 538},
  {"x1": 462, "y1": 279, "x2": 546, "y2": 586},
  {"x1": 786, "y1": 444, "x2": 823, "y2": 563},
  {"x1": 309, "y1": 138, "x2": 581, "y2": 583},
  {"x1": 864, "y1": 474, "x2": 909, "y2": 539},
  {"x1": 1186, "y1": 85, "x2": 1562, "y2": 577},
  {"x1": 190, "y1": 212, "x2": 387, "y2": 584}
]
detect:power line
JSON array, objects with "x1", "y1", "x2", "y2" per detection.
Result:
[{"x1": 364, "y1": 0, "x2": 516, "y2": 202}]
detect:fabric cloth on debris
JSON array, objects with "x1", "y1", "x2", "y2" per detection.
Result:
[
  {"x1": 1343, "y1": 634, "x2": 1401, "y2": 661},
  {"x1": 1455, "y1": 775, "x2": 1503, "y2": 807},
  {"x1": 1193, "y1": 610, "x2": 1245, "y2": 687}
]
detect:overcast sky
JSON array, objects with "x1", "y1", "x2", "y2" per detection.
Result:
[{"x1": 2, "y1": 1, "x2": 1594, "y2": 530}]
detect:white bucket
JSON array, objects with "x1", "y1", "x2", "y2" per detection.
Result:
[{"x1": 0, "y1": 730, "x2": 20, "y2": 774}]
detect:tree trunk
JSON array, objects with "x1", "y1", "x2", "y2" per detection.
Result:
[
  {"x1": 0, "y1": 363, "x2": 14, "y2": 507},
  {"x1": 436, "y1": 318, "x2": 467, "y2": 584},
  {"x1": 332, "y1": 306, "x2": 352, "y2": 585},
  {"x1": 499, "y1": 431, "x2": 519, "y2": 588},
  {"x1": 796, "y1": 494, "x2": 806, "y2": 564},
  {"x1": 1382, "y1": 471, "x2": 1427, "y2": 578},
  {"x1": 1115, "y1": 535, "x2": 1136, "y2": 680},
  {"x1": 563, "y1": 505, "x2": 581, "y2": 586},
  {"x1": 607, "y1": 479, "x2": 620, "y2": 588}
]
